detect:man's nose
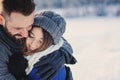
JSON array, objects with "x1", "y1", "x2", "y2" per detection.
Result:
[{"x1": 21, "y1": 29, "x2": 29, "y2": 38}]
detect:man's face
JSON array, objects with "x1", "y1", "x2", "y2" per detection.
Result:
[{"x1": 4, "y1": 11, "x2": 34, "y2": 41}]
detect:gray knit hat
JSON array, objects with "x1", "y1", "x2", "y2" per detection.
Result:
[{"x1": 33, "y1": 11, "x2": 66, "y2": 44}]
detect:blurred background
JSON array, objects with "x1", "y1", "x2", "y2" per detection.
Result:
[
  {"x1": 34, "y1": 0, "x2": 120, "y2": 80},
  {"x1": 34, "y1": 0, "x2": 120, "y2": 17},
  {"x1": 1, "y1": 0, "x2": 120, "y2": 80}
]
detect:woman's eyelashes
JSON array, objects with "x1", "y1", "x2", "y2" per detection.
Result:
[
  {"x1": 29, "y1": 32, "x2": 34, "y2": 38},
  {"x1": 39, "y1": 38, "x2": 43, "y2": 44}
]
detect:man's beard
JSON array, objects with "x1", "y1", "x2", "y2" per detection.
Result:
[{"x1": 4, "y1": 27, "x2": 26, "y2": 44}]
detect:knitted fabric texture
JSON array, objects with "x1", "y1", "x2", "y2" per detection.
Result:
[{"x1": 33, "y1": 11, "x2": 66, "y2": 44}]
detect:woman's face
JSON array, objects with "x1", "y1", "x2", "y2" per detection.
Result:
[{"x1": 26, "y1": 27, "x2": 44, "y2": 52}]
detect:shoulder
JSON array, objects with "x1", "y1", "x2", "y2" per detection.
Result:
[
  {"x1": 0, "y1": 42, "x2": 10, "y2": 74},
  {"x1": 47, "y1": 49, "x2": 63, "y2": 57},
  {"x1": 0, "y1": 42, "x2": 12, "y2": 61},
  {"x1": 51, "y1": 49, "x2": 61, "y2": 54}
]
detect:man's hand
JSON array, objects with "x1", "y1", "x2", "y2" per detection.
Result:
[
  {"x1": 34, "y1": 38, "x2": 77, "y2": 80},
  {"x1": 8, "y1": 54, "x2": 28, "y2": 80}
]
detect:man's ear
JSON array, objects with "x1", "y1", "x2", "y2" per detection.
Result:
[
  {"x1": 0, "y1": 14, "x2": 3, "y2": 25},
  {"x1": 0, "y1": 14, "x2": 5, "y2": 26}
]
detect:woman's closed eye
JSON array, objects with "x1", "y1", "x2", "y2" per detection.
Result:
[
  {"x1": 29, "y1": 32, "x2": 34, "y2": 38},
  {"x1": 39, "y1": 38, "x2": 43, "y2": 44}
]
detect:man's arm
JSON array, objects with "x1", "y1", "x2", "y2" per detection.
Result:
[
  {"x1": 34, "y1": 38, "x2": 77, "y2": 80},
  {"x1": 0, "y1": 44, "x2": 16, "y2": 80}
]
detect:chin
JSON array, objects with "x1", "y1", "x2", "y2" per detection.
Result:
[{"x1": 14, "y1": 37, "x2": 26, "y2": 44}]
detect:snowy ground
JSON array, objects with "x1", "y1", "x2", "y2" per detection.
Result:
[{"x1": 64, "y1": 17, "x2": 120, "y2": 80}]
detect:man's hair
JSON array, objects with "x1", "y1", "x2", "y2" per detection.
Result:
[{"x1": 2, "y1": 0, "x2": 35, "y2": 16}]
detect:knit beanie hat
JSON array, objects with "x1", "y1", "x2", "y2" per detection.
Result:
[{"x1": 33, "y1": 11, "x2": 66, "y2": 44}]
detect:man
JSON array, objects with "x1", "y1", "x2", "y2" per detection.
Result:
[
  {"x1": 0, "y1": 0, "x2": 76, "y2": 80},
  {"x1": 0, "y1": 0, "x2": 35, "y2": 79}
]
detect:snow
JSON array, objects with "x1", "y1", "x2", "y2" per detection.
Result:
[{"x1": 64, "y1": 17, "x2": 120, "y2": 80}]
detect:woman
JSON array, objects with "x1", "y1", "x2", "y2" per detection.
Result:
[{"x1": 8, "y1": 11, "x2": 77, "y2": 80}]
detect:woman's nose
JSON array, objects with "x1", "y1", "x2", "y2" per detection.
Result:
[{"x1": 30, "y1": 41, "x2": 38, "y2": 51}]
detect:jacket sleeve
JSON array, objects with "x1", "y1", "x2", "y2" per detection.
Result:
[{"x1": 0, "y1": 44, "x2": 16, "y2": 80}]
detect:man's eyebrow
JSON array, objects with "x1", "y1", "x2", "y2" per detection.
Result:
[
  {"x1": 14, "y1": 27, "x2": 23, "y2": 29},
  {"x1": 14, "y1": 24, "x2": 32, "y2": 29}
]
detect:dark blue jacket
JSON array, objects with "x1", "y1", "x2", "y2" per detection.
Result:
[{"x1": 28, "y1": 66, "x2": 66, "y2": 80}]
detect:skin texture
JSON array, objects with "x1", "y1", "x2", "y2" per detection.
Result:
[
  {"x1": 2, "y1": 11, "x2": 34, "y2": 40},
  {"x1": 26, "y1": 27, "x2": 44, "y2": 52}
]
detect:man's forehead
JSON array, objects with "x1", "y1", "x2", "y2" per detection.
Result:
[{"x1": 9, "y1": 12, "x2": 34, "y2": 27}]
